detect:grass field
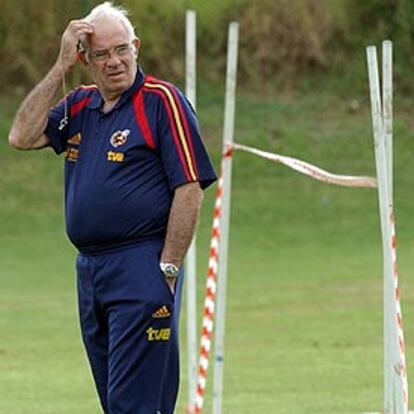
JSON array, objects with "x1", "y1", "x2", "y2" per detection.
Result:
[{"x1": 1, "y1": 76, "x2": 414, "y2": 414}]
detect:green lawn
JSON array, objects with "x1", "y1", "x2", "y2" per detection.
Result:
[{"x1": 1, "y1": 82, "x2": 414, "y2": 414}]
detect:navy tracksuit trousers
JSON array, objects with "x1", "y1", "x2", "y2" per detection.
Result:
[{"x1": 76, "y1": 240, "x2": 183, "y2": 414}]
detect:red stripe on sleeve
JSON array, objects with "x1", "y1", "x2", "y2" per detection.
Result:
[
  {"x1": 144, "y1": 86, "x2": 192, "y2": 181},
  {"x1": 157, "y1": 80, "x2": 199, "y2": 178},
  {"x1": 133, "y1": 90, "x2": 156, "y2": 150},
  {"x1": 70, "y1": 97, "x2": 91, "y2": 117}
]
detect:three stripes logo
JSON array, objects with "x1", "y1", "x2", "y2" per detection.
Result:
[{"x1": 152, "y1": 305, "x2": 171, "y2": 319}]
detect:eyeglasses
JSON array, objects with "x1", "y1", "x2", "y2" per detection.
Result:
[{"x1": 89, "y1": 44, "x2": 133, "y2": 62}]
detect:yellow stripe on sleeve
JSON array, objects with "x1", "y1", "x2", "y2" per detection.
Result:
[{"x1": 144, "y1": 82, "x2": 197, "y2": 181}]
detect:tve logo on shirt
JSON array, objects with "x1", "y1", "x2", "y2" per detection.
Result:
[{"x1": 107, "y1": 151, "x2": 125, "y2": 162}]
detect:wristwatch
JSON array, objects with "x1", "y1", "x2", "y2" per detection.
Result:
[{"x1": 159, "y1": 262, "x2": 179, "y2": 278}]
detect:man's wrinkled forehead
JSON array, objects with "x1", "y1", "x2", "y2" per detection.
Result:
[{"x1": 80, "y1": 18, "x2": 131, "y2": 50}]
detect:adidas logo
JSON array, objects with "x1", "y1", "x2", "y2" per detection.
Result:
[{"x1": 152, "y1": 305, "x2": 171, "y2": 319}]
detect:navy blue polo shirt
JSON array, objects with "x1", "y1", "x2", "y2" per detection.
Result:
[{"x1": 45, "y1": 68, "x2": 217, "y2": 253}]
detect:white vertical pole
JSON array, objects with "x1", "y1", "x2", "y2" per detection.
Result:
[
  {"x1": 367, "y1": 45, "x2": 394, "y2": 414},
  {"x1": 382, "y1": 40, "x2": 393, "y2": 201},
  {"x1": 382, "y1": 40, "x2": 409, "y2": 414},
  {"x1": 186, "y1": 10, "x2": 197, "y2": 108},
  {"x1": 212, "y1": 22, "x2": 239, "y2": 414},
  {"x1": 368, "y1": 44, "x2": 408, "y2": 414},
  {"x1": 381, "y1": 40, "x2": 395, "y2": 414},
  {"x1": 185, "y1": 9, "x2": 198, "y2": 413}
]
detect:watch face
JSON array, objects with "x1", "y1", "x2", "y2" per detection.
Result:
[
  {"x1": 165, "y1": 264, "x2": 179, "y2": 277},
  {"x1": 160, "y1": 262, "x2": 179, "y2": 277}
]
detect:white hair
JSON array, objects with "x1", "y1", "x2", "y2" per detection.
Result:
[{"x1": 81, "y1": 1, "x2": 137, "y2": 51}]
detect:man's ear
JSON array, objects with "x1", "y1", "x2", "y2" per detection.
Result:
[
  {"x1": 133, "y1": 38, "x2": 141, "y2": 58},
  {"x1": 77, "y1": 40, "x2": 89, "y2": 67},
  {"x1": 77, "y1": 51, "x2": 89, "y2": 66}
]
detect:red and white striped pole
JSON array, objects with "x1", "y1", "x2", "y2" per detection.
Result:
[
  {"x1": 194, "y1": 163, "x2": 226, "y2": 413},
  {"x1": 390, "y1": 212, "x2": 409, "y2": 412}
]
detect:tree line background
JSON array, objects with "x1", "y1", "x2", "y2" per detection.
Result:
[{"x1": 1, "y1": 0, "x2": 414, "y2": 96}]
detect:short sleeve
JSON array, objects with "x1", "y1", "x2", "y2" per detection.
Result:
[
  {"x1": 44, "y1": 96, "x2": 72, "y2": 155},
  {"x1": 156, "y1": 84, "x2": 217, "y2": 190}
]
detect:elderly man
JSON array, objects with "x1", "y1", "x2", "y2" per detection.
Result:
[{"x1": 8, "y1": 2, "x2": 216, "y2": 413}]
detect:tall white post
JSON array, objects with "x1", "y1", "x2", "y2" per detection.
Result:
[
  {"x1": 185, "y1": 9, "x2": 198, "y2": 413},
  {"x1": 381, "y1": 40, "x2": 409, "y2": 414},
  {"x1": 367, "y1": 43, "x2": 408, "y2": 414},
  {"x1": 212, "y1": 22, "x2": 239, "y2": 414},
  {"x1": 367, "y1": 44, "x2": 394, "y2": 414},
  {"x1": 382, "y1": 40, "x2": 393, "y2": 201},
  {"x1": 381, "y1": 40, "x2": 395, "y2": 414},
  {"x1": 186, "y1": 10, "x2": 197, "y2": 108}
]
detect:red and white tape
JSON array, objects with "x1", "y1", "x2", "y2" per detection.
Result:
[
  {"x1": 191, "y1": 143, "x2": 379, "y2": 414},
  {"x1": 233, "y1": 142, "x2": 377, "y2": 188},
  {"x1": 193, "y1": 167, "x2": 226, "y2": 414},
  {"x1": 390, "y1": 211, "x2": 409, "y2": 411}
]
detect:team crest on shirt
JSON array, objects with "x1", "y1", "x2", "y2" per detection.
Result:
[{"x1": 110, "y1": 129, "x2": 130, "y2": 148}]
